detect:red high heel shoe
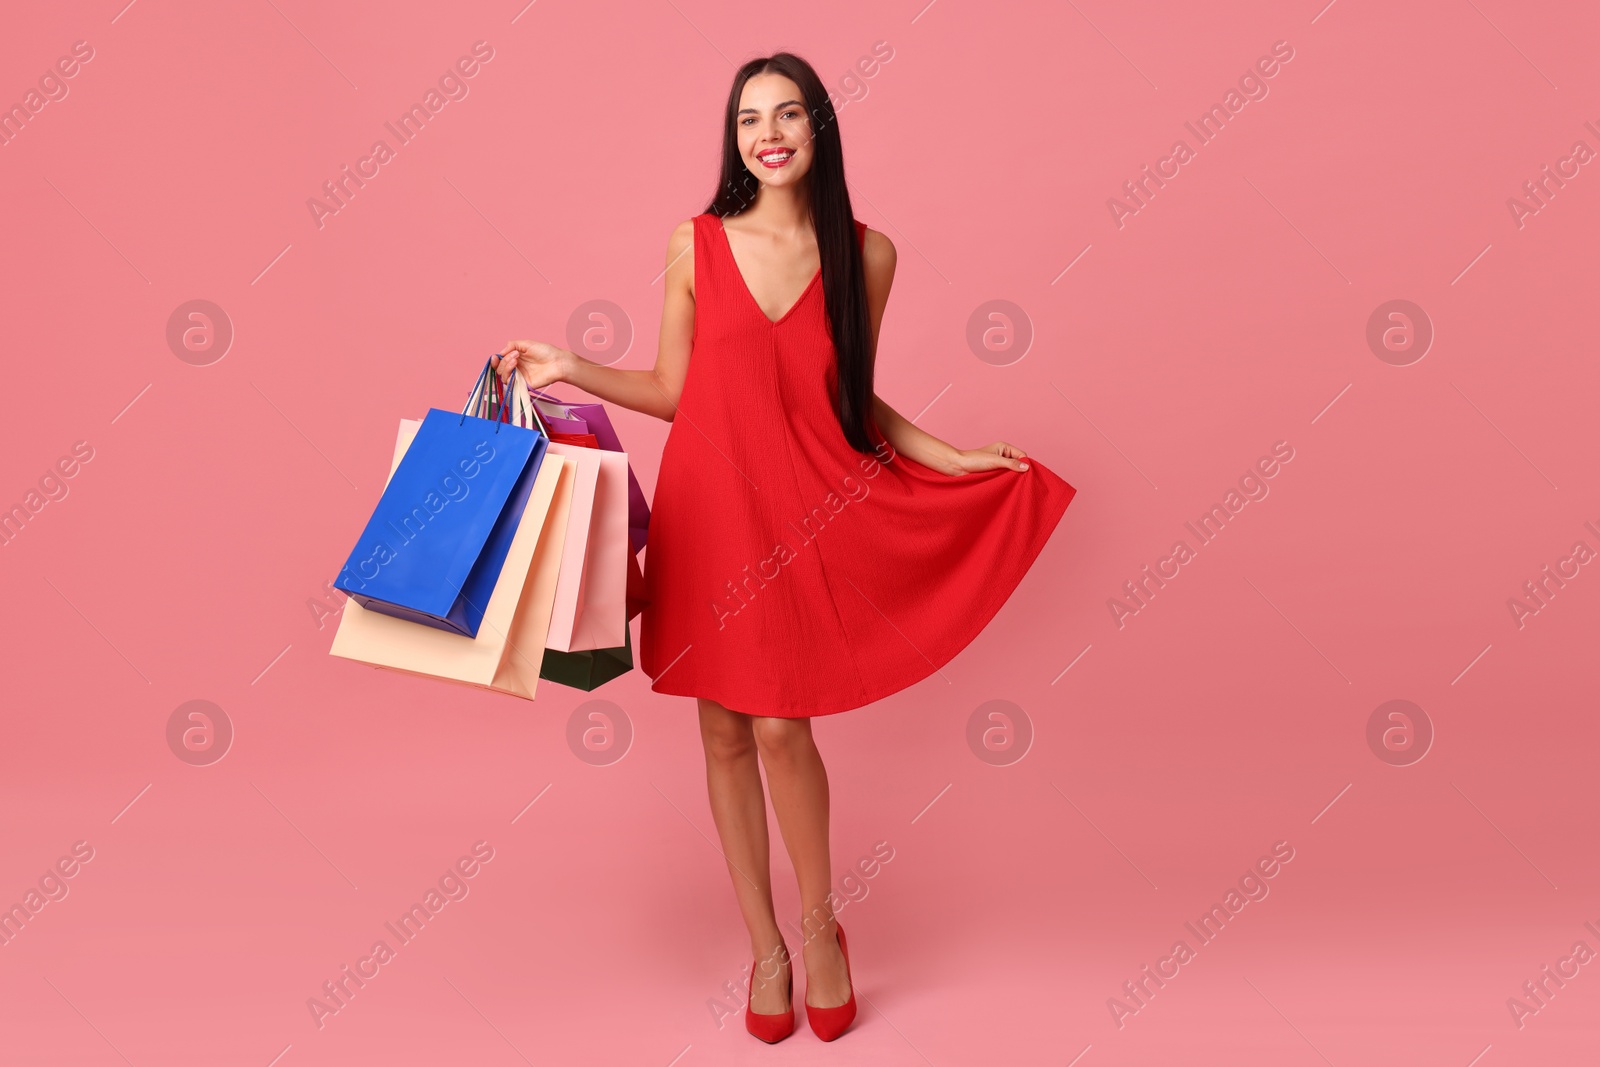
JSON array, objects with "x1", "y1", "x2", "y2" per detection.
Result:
[
  {"x1": 745, "y1": 946, "x2": 795, "y2": 1043},
  {"x1": 805, "y1": 922, "x2": 857, "y2": 1041}
]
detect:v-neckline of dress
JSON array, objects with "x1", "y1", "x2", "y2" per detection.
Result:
[{"x1": 718, "y1": 216, "x2": 822, "y2": 326}]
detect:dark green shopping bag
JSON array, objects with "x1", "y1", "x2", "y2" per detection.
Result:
[{"x1": 538, "y1": 626, "x2": 633, "y2": 692}]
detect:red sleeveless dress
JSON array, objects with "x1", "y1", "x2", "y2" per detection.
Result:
[{"x1": 638, "y1": 212, "x2": 1076, "y2": 717}]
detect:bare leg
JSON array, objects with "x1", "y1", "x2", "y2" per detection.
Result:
[
  {"x1": 750, "y1": 716, "x2": 850, "y2": 1008},
  {"x1": 697, "y1": 698, "x2": 791, "y2": 1014}
]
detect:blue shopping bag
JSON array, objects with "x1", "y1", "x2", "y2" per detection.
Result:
[{"x1": 333, "y1": 363, "x2": 548, "y2": 638}]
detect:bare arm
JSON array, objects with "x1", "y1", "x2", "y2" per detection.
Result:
[
  {"x1": 494, "y1": 219, "x2": 697, "y2": 423},
  {"x1": 863, "y1": 228, "x2": 1030, "y2": 476}
]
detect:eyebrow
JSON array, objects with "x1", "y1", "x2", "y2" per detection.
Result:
[{"x1": 737, "y1": 99, "x2": 804, "y2": 114}]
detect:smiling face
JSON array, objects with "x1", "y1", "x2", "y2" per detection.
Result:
[{"x1": 736, "y1": 72, "x2": 814, "y2": 190}]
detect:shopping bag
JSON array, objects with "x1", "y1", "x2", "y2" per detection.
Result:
[
  {"x1": 549, "y1": 442, "x2": 631, "y2": 651},
  {"x1": 542, "y1": 442, "x2": 601, "y2": 651},
  {"x1": 505, "y1": 374, "x2": 632, "y2": 651},
  {"x1": 538, "y1": 626, "x2": 634, "y2": 692},
  {"x1": 333, "y1": 365, "x2": 547, "y2": 638},
  {"x1": 328, "y1": 418, "x2": 575, "y2": 700},
  {"x1": 527, "y1": 386, "x2": 651, "y2": 555},
  {"x1": 571, "y1": 446, "x2": 631, "y2": 643}
]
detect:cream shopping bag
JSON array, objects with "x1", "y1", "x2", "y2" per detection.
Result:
[{"x1": 328, "y1": 417, "x2": 574, "y2": 699}]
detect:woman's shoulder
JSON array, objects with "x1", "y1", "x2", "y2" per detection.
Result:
[
  {"x1": 673, "y1": 213, "x2": 719, "y2": 250},
  {"x1": 859, "y1": 221, "x2": 895, "y2": 269},
  {"x1": 670, "y1": 214, "x2": 710, "y2": 246},
  {"x1": 664, "y1": 217, "x2": 700, "y2": 290}
]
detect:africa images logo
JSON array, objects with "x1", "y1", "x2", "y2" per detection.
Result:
[
  {"x1": 336, "y1": 438, "x2": 498, "y2": 593},
  {"x1": 1107, "y1": 441, "x2": 1295, "y2": 628},
  {"x1": 306, "y1": 841, "x2": 495, "y2": 1029},
  {"x1": 306, "y1": 41, "x2": 495, "y2": 229},
  {"x1": 710, "y1": 440, "x2": 898, "y2": 629},
  {"x1": 1105, "y1": 40, "x2": 1296, "y2": 229}
]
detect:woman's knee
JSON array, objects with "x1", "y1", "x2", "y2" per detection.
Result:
[
  {"x1": 751, "y1": 716, "x2": 812, "y2": 761},
  {"x1": 699, "y1": 700, "x2": 755, "y2": 762}
]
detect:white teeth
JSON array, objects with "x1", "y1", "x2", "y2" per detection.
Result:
[{"x1": 760, "y1": 151, "x2": 792, "y2": 161}]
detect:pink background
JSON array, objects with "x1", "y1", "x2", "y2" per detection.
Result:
[{"x1": 3, "y1": 0, "x2": 1598, "y2": 1064}]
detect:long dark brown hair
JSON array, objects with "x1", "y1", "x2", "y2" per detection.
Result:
[{"x1": 705, "y1": 52, "x2": 878, "y2": 455}]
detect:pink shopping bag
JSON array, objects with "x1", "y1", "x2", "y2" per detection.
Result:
[{"x1": 507, "y1": 375, "x2": 631, "y2": 653}]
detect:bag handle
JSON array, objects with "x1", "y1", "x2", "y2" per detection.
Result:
[
  {"x1": 461, "y1": 357, "x2": 492, "y2": 419},
  {"x1": 460, "y1": 356, "x2": 520, "y2": 431},
  {"x1": 466, "y1": 355, "x2": 550, "y2": 436},
  {"x1": 507, "y1": 366, "x2": 550, "y2": 435}
]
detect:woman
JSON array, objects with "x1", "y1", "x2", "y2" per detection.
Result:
[{"x1": 494, "y1": 53, "x2": 1075, "y2": 1043}]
